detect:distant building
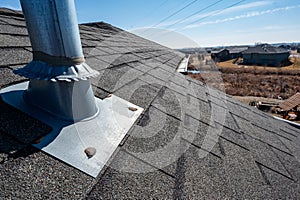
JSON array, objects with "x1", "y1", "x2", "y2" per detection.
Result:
[
  {"x1": 279, "y1": 44, "x2": 291, "y2": 50},
  {"x1": 242, "y1": 44, "x2": 290, "y2": 67},
  {"x1": 228, "y1": 47, "x2": 248, "y2": 59},
  {"x1": 205, "y1": 48, "x2": 212, "y2": 53},
  {"x1": 211, "y1": 47, "x2": 248, "y2": 62},
  {"x1": 297, "y1": 47, "x2": 300, "y2": 53},
  {"x1": 211, "y1": 49, "x2": 229, "y2": 62}
]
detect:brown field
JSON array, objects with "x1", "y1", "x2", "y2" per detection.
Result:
[
  {"x1": 188, "y1": 56, "x2": 300, "y2": 100},
  {"x1": 217, "y1": 57, "x2": 300, "y2": 70}
]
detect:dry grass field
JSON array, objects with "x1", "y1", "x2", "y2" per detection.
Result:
[
  {"x1": 188, "y1": 55, "x2": 300, "y2": 100},
  {"x1": 217, "y1": 57, "x2": 300, "y2": 70}
]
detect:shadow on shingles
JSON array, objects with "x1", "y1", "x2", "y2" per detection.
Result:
[
  {"x1": 0, "y1": 133, "x2": 39, "y2": 163},
  {"x1": 0, "y1": 96, "x2": 52, "y2": 159}
]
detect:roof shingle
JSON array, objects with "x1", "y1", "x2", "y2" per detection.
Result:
[{"x1": 0, "y1": 7, "x2": 300, "y2": 199}]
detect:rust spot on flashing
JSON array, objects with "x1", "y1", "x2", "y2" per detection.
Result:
[
  {"x1": 129, "y1": 107, "x2": 138, "y2": 112},
  {"x1": 84, "y1": 147, "x2": 96, "y2": 158}
]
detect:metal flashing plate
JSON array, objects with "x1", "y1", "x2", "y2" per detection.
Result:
[
  {"x1": 177, "y1": 55, "x2": 190, "y2": 73},
  {"x1": 0, "y1": 81, "x2": 143, "y2": 177}
]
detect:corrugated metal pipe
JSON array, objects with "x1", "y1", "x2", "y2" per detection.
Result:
[{"x1": 14, "y1": 0, "x2": 99, "y2": 121}]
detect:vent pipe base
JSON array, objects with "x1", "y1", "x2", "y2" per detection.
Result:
[
  {"x1": 0, "y1": 82, "x2": 143, "y2": 177},
  {"x1": 24, "y1": 79, "x2": 99, "y2": 122}
]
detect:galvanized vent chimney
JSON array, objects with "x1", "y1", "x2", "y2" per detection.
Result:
[
  {"x1": 15, "y1": 0, "x2": 99, "y2": 121},
  {"x1": 0, "y1": 0, "x2": 143, "y2": 177}
]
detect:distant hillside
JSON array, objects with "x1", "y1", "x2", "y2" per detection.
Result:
[{"x1": 177, "y1": 42, "x2": 300, "y2": 54}]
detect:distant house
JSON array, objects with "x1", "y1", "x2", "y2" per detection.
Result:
[
  {"x1": 279, "y1": 44, "x2": 291, "y2": 50},
  {"x1": 205, "y1": 48, "x2": 212, "y2": 53},
  {"x1": 242, "y1": 44, "x2": 290, "y2": 67},
  {"x1": 211, "y1": 47, "x2": 248, "y2": 62},
  {"x1": 211, "y1": 49, "x2": 229, "y2": 62},
  {"x1": 228, "y1": 47, "x2": 248, "y2": 59}
]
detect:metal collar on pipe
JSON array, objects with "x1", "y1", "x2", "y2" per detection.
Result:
[
  {"x1": 14, "y1": 61, "x2": 99, "y2": 82},
  {"x1": 33, "y1": 51, "x2": 85, "y2": 66},
  {"x1": 14, "y1": 0, "x2": 100, "y2": 121},
  {"x1": 16, "y1": 0, "x2": 99, "y2": 82}
]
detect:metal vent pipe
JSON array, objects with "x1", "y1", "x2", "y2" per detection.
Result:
[{"x1": 15, "y1": 0, "x2": 99, "y2": 121}]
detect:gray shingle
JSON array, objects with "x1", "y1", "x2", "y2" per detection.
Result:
[
  {"x1": 0, "y1": 23, "x2": 28, "y2": 35},
  {"x1": 173, "y1": 145, "x2": 229, "y2": 199},
  {"x1": 85, "y1": 56, "x2": 110, "y2": 71},
  {"x1": 219, "y1": 139, "x2": 277, "y2": 199},
  {"x1": 168, "y1": 73, "x2": 190, "y2": 88},
  {"x1": 0, "y1": 48, "x2": 32, "y2": 66},
  {"x1": 218, "y1": 125, "x2": 250, "y2": 151},
  {"x1": 0, "y1": 146, "x2": 95, "y2": 200},
  {"x1": 188, "y1": 80, "x2": 208, "y2": 102},
  {"x1": 1, "y1": 8, "x2": 300, "y2": 199},
  {"x1": 152, "y1": 87, "x2": 187, "y2": 120},
  {"x1": 127, "y1": 61, "x2": 152, "y2": 73},
  {"x1": 87, "y1": 149, "x2": 175, "y2": 199},
  {"x1": 138, "y1": 73, "x2": 166, "y2": 89},
  {"x1": 166, "y1": 81, "x2": 187, "y2": 96},
  {"x1": 0, "y1": 67, "x2": 26, "y2": 89},
  {"x1": 245, "y1": 135, "x2": 291, "y2": 178},
  {"x1": 109, "y1": 53, "x2": 141, "y2": 66},
  {"x1": 0, "y1": 16, "x2": 26, "y2": 27},
  {"x1": 124, "y1": 108, "x2": 183, "y2": 153},
  {"x1": 259, "y1": 163, "x2": 299, "y2": 199},
  {"x1": 147, "y1": 67, "x2": 173, "y2": 82},
  {"x1": 234, "y1": 115, "x2": 291, "y2": 154},
  {"x1": 0, "y1": 97, "x2": 52, "y2": 144},
  {"x1": 0, "y1": 34, "x2": 30, "y2": 47},
  {"x1": 95, "y1": 54, "x2": 123, "y2": 65},
  {"x1": 114, "y1": 79, "x2": 160, "y2": 109},
  {"x1": 95, "y1": 64, "x2": 144, "y2": 92}
]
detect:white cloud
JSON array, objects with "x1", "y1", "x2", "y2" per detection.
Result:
[
  {"x1": 236, "y1": 24, "x2": 300, "y2": 34},
  {"x1": 184, "y1": 5, "x2": 300, "y2": 29},
  {"x1": 261, "y1": 25, "x2": 282, "y2": 30},
  {"x1": 220, "y1": 1, "x2": 272, "y2": 14},
  {"x1": 155, "y1": 1, "x2": 272, "y2": 28}
]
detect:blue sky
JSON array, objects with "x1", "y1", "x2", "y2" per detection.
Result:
[{"x1": 1, "y1": 0, "x2": 300, "y2": 48}]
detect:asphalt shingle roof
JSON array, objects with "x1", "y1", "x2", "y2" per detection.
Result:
[
  {"x1": 243, "y1": 44, "x2": 289, "y2": 54},
  {"x1": 1, "y1": 8, "x2": 300, "y2": 199}
]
